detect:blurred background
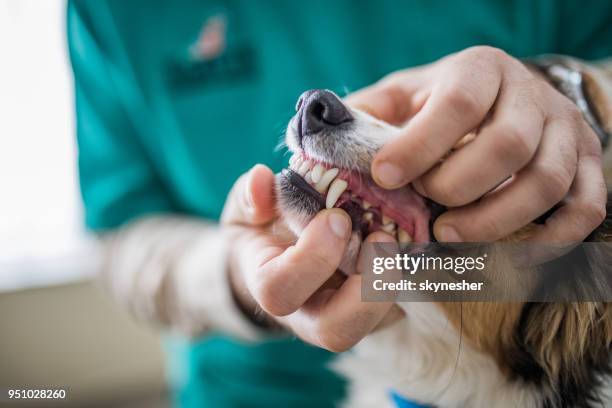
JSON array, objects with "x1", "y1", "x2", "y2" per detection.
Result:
[{"x1": 0, "y1": 1, "x2": 168, "y2": 406}]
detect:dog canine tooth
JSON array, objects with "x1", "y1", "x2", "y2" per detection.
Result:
[
  {"x1": 315, "y1": 168, "x2": 339, "y2": 193},
  {"x1": 363, "y1": 212, "x2": 373, "y2": 222},
  {"x1": 298, "y1": 160, "x2": 312, "y2": 176},
  {"x1": 311, "y1": 164, "x2": 325, "y2": 183},
  {"x1": 326, "y1": 179, "x2": 348, "y2": 209},
  {"x1": 381, "y1": 222, "x2": 396, "y2": 234},
  {"x1": 362, "y1": 200, "x2": 372, "y2": 209}
]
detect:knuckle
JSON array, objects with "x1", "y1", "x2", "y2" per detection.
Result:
[
  {"x1": 255, "y1": 285, "x2": 295, "y2": 317},
  {"x1": 412, "y1": 134, "x2": 440, "y2": 163},
  {"x1": 458, "y1": 46, "x2": 509, "y2": 72},
  {"x1": 494, "y1": 125, "x2": 534, "y2": 164},
  {"x1": 580, "y1": 200, "x2": 607, "y2": 228},
  {"x1": 300, "y1": 250, "x2": 338, "y2": 275},
  {"x1": 439, "y1": 83, "x2": 483, "y2": 122},
  {"x1": 563, "y1": 102, "x2": 583, "y2": 124},
  {"x1": 256, "y1": 244, "x2": 339, "y2": 316},
  {"x1": 516, "y1": 82, "x2": 545, "y2": 114},
  {"x1": 380, "y1": 70, "x2": 405, "y2": 86},
  {"x1": 479, "y1": 216, "x2": 505, "y2": 241},
  {"x1": 466, "y1": 45, "x2": 508, "y2": 61},
  {"x1": 582, "y1": 130, "x2": 603, "y2": 158},
  {"x1": 429, "y1": 177, "x2": 465, "y2": 206},
  {"x1": 375, "y1": 78, "x2": 411, "y2": 120},
  {"x1": 534, "y1": 162, "x2": 572, "y2": 203},
  {"x1": 254, "y1": 270, "x2": 297, "y2": 316},
  {"x1": 315, "y1": 325, "x2": 356, "y2": 353}
]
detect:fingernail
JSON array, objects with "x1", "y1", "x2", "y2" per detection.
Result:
[
  {"x1": 437, "y1": 225, "x2": 461, "y2": 242},
  {"x1": 329, "y1": 212, "x2": 350, "y2": 238},
  {"x1": 374, "y1": 161, "x2": 405, "y2": 188},
  {"x1": 244, "y1": 169, "x2": 256, "y2": 212},
  {"x1": 245, "y1": 188, "x2": 254, "y2": 208},
  {"x1": 365, "y1": 231, "x2": 396, "y2": 243}
]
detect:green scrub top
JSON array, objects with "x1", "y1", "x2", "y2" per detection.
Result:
[{"x1": 68, "y1": 1, "x2": 612, "y2": 407}]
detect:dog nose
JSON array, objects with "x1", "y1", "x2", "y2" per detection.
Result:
[{"x1": 297, "y1": 89, "x2": 353, "y2": 136}]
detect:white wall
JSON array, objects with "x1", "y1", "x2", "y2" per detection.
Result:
[
  {"x1": 0, "y1": 6, "x2": 166, "y2": 406},
  {"x1": 0, "y1": 0, "x2": 99, "y2": 290}
]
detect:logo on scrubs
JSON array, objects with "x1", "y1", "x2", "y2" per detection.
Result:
[
  {"x1": 168, "y1": 12, "x2": 256, "y2": 90},
  {"x1": 190, "y1": 15, "x2": 226, "y2": 61}
]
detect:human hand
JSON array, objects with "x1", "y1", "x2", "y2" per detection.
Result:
[
  {"x1": 221, "y1": 164, "x2": 401, "y2": 351},
  {"x1": 348, "y1": 46, "x2": 606, "y2": 245}
]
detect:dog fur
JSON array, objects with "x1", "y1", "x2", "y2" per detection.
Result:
[{"x1": 277, "y1": 91, "x2": 612, "y2": 408}]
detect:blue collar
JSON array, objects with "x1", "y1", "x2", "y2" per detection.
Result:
[{"x1": 390, "y1": 391, "x2": 430, "y2": 408}]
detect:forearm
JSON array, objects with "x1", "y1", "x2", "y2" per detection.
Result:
[{"x1": 99, "y1": 215, "x2": 261, "y2": 340}]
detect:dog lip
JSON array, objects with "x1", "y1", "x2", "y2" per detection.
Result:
[
  {"x1": 283, "y1": 153, "x2": 444, "y2": 242},
  {"x1": 280, "y1": 169, "x2": 325, "y2": 207},
  {"x1": 281, "y1": 168, "x2": 365, "y2": 233}
]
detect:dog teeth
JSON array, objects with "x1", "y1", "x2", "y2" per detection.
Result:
[
  {"x1": 310, "y1": 164, "x2": 325, "y2": 183},
  {"x1": 326, "y1": 179, "x2": 348, "y2": 209},
  {"x1": 291, "y1": 155, "x2": 303, "y2": 171},
  {"x1": 362, "y1": 200, "x2": 372, "y2": 209},
  {"x1": 398, "y1": 228, "x2": 412, "y2": 245},
  {"x1": 315, "y1": 168, "x2": 339, "y2": 193},
  {"x1": 382, "y1": 214, "x2": 392, "y2": 225},
  {"x1": 381, "y1": 222, "x2": 396, "y2": 234},
  {"x1": 363, "y1": 212, "x2": 373, "y2": 222},
  {"x1": 298, "y1": 160, "x2": 312, "y2": 176},
  {"x1": 304, "y1": 171, "x2": 313, "y2": 184}
]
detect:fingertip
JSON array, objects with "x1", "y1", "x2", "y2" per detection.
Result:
[
  {"x1": 365, "y1": 231, "x2": 397, "y2": 243},
  {"x1": 246, "y1": 164, "x2": 276, "y2": 222},
  {"x1": 251, "y1": 163, "x2": 274, "y2": 178},
  {"x1": 248, "y1": 164, "x2": 275, "y2": 192},
  {"x1": 433, "y1": 219, "x2": 462, "y2": 242},
  {"x1": 363, "y1": 231, "x2": 398, "y2": 261},
  {"x1": 372, "y1": 158, "x2": 407, "y2": 189},
  {"x1": 324, "y1": 209, "x2": 352, "y2": 239}
]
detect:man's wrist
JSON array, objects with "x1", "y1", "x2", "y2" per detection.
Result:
[
  {"x1": 170, "y1": 227, "x2": 265, "y2": 339},
  {"x1": 225, "y1": 234, "x2": 284, "y2": 332}
]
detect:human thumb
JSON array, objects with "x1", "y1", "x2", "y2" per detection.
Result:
[{"x1": 221, "y1": 164, "x2": 277, "y2": 226}]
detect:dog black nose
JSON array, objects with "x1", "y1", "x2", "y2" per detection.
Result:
[{"x1": 297, "y1": 89, "x2": 353, "y2": 137}]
